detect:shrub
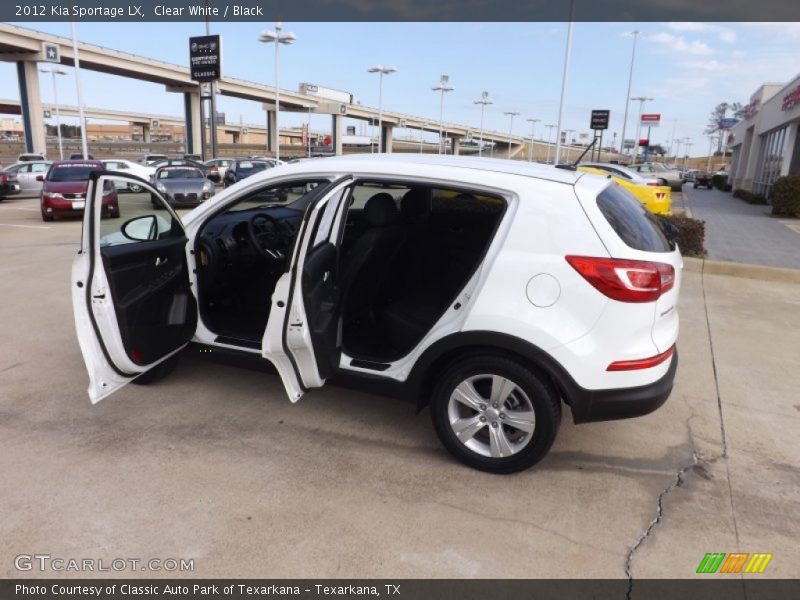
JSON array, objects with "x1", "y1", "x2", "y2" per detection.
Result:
[
  {"x1": 770, "y1": 175, "x2": 800, "y2": 217},
  {"x1": 732, "y1": 189, "x2": 767, "y2": 205},
  {"x1": 712, "y1": 173, "x2": 728, "y2": 190},
  {"x1": 723, "y1": 183, "x2": 733, "y2": 192},
  {"x1": 658, "y1": 214, "x2": 706, "y2": 257}
]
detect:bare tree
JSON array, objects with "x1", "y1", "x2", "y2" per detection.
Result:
[{"x1": 705, "y1": 101, "x2": 744, "y2": 153}]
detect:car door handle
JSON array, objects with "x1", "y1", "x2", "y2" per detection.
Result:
[{"x1": 155, "y1": 257, "x2": 168, "y2": 267}]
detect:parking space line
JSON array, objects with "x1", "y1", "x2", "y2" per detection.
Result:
[{"x1": 0, "y1": 223, "x2": 51, "y2": 229}]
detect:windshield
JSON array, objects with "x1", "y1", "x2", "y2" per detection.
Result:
[
  {"x1": 48, "y1": 164, "x2": 98, "y2": 181},
  {"x1": 158, "y1": 168, "x2": 203, "y2": 179},
  {"x1": 146, "y1": 155, "x2": 168, "y2": 162}
]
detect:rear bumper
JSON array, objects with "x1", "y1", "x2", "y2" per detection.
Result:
[{"x1": 568, "y1": 350, "x2": 678, "y2": 423}]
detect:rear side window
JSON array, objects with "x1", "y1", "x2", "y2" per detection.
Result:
[{"x1": 596, "y1": 183, "x2": 670, "y2": 252}]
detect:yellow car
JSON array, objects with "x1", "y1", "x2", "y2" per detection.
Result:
[{"x1": 577, "y1": 166, "x2": 672, "y2": 215}]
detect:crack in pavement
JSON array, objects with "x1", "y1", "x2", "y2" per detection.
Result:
[{"x1": 624, "y1": 261, "x2": 741, "y2": 599}]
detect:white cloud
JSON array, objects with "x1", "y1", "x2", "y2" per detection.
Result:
[
  {"x1": 648, "y1": 32, "x2": 715, "y2": 55},
  {"x1": 667, "y1": 22, "x2": 736, "y2": 44}
]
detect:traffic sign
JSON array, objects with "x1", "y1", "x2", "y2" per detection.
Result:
[
  {"x1": 640, "y1": 114, "x2": 661, "y2": 128},
  {"x1": 339, "y1": 104, "x2": 347, "y2": 115},
  {"x1": 151, "y1": 120, "x2": 159, "y2": 128},
  {"x1": 189, "y1": 35, "x2": 222, "y2": 82},
  {"x1": 43, "y1": 110, "x2": 51, "y2": 118},
  {"x1": 466, "y1": 131, "x2": 473, "y2": 143},
  {"x1": 399, "y1": 119, "x2": 407, "y2": 128},
  {"x1": 623, "y1": 138, "x2": 636, "y2": 149},
  {"x1": 718, "y1": 117, "x2": 739, "y2": 129},
  {"x1": 590, "y1": 109, "x2": 610, "y2": 130},
  {"x1": 241, "y1": 128, "x2": 248, "y2": 135}
]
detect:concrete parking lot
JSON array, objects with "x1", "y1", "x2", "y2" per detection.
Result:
[
  {"x1": 684, "y1": 185, "x2": 800, "y2": 270},
  {"x1": 1, "y1": 194, "x2": 798, "y2": 586}
]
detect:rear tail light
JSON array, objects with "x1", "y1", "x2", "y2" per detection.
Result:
[
  {"x1": 608, "y1": 345, "x2": 675, "y2": 371},
  {"x1": 210, "y1": 165, "x2": 218, "y2": 172},
  {"x1": 566, "y1": 256, "x2": 675, "y2": 303},
  {"x1": 646, "y1": 182, "x2": 659, "y2": 187},
  {"x1": 1, "y1": 175, "x2": 7, "y2": 185}
]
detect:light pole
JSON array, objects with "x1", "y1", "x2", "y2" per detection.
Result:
[
  {"x1": 432, "y1": 75, "x2": 454, "y2": 155},
  {"x1": 631, "y1": 96, "x2": 653, "y2": 160},
  {"x1": 554, "y1": 0, "x2": 575, "y2": 165},
  {"x1": 683, "y1": 138, "x2": 693, "y2": 170},
  {"x1": 367, "y1": 65, "x2": 396, "y2": 154},
  {"x1": 545, "y1": 124, "x2": 557, "y2": 164},
  {"x1": 39, "y1": 66, "x2": 67, "y2": 160},
  {"x1": 473, "y1": 91, "x2": 493, "y2": 157},
  {"x1": 259, "y1": 21, "x2": 296, "y2": 162},
  {"x1": 526, "y1": 118, "x2": 540, "y2": 162},
  {"x1": 619, "y1": 30, "x2": 640, "y2": 154},
  {"x1": 70, "y1": 22, "x2": 89, "y2": 160},
  {"x1": 504, "y1": 112, "x2": 520, "y2": 159},
  {"x1": 563, "y1": 129, "x2": 575, "y2": 163},
  {"x1": 706, "y1": 135, "x2": 717, "y2": 171}
]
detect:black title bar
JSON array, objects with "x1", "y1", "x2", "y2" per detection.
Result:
[{"x1": 4, "y1": 0, "x2": 800, "y2": 22}]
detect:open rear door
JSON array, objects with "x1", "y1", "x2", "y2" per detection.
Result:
[
  {"x1": 262, "y1": 176, "x2": 353, "y2": 401},
  {"x1": 72, "y1": 171, "x2": 197, "y2": 403}
]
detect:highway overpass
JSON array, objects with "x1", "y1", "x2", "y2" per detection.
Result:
[{"x1": 0, "y1": 23, "x2": 621, "y2": 162}]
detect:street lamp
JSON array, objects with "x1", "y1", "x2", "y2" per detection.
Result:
[
  {"x1": 432, "y1": 75, "x2": 454, "y2": 155},
  {"x1": 526, "y1": 118, "x2": 540, "y2": 162},
  {"x1": 39, "y1": 65, "x2": 67, "y2": 160},
  {"x1": 367, "y1": 65, "x2": 396, "y2": 154},
  {"x1": 619, "y1": 30, "x2": 640, "y2": 154},
  {"x1": 259, "y1": 21, "x2": 296, "y2": 161},
  {"x1": 545, "y1": 124, "x2": 557, "y2": 164},
  {"x1": 563, "y1": 129, "x2": 575, "y2": 163},
  {"x1": 683, "y1": 138, "x2": 693, "y2": 170},
  {"x1": 631, "y1": 95, "x2": 654, "y2": 159},
  {"x1": 504, "y1": 111, "x2": 520, "y2": 159},
  {"x1": 473, "y1": 91, "x2": 493, "y2": 157}
]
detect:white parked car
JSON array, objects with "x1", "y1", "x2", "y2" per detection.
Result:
[
  {"x1": 100, "y1": 159, "x2": 156, "y2": 192},
  {"x1": 17, "y1": 152, "x2": 47, "y2": 162},
  {"x1": 204, "y1": 157, "x2": 234, "y2": 182},
  {"x1": 71, "y1": 155, "x2": 682, "y2": 473}
]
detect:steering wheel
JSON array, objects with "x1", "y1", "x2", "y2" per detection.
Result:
[{"x1": 247, "y1": 212, "x2": 288, "y2": 261}]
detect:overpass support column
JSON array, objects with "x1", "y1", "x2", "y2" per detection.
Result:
[
  {"x1": 265, "y1": 109, "x2": 277, "y2": 154},
  {"x1": 183, "y1": 91, "x2": 202, "y2": 155},
  {"x1": 16, "y1": 61, "x2": 46, "y2": 155},
  {"x1": 332, "y1": 114, "x2": 343, "y2": 156},
  {"x1": 142, "y1": 124, "x2": 151, "y2": 143},
  {"x1": 381, "y1": 124, "x2": 394, "y2": 153},
  {"x1": 452, "y1": 135, "x2": 462, "y2": 156}
]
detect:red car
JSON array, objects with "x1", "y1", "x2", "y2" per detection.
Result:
[{"x1": 41, "y1": 160, "x2": 119, "y2": 222}]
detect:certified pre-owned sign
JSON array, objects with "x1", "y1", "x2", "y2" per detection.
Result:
[
  {"x1": 590, "y1": 110, "x2": 610, "y2": 130},
  {"x1": 189, "y1": 35, "x2": 222, "y2": 82}
]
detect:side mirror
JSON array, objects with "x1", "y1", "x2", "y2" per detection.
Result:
[
  {"x1": 121, "y1": 215, "x2": 158, "y2": 242},
  {"x1": 36, "y1": 175, "x2": 44, "y2": 181}
]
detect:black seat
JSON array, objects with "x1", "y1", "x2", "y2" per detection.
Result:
[{"x1": 339, "y1": 192, "x2": 405, "y2": 323}]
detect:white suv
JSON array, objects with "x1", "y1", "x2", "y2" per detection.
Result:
[{"x1": 72, "y1": 155, "x2": 682, "y2": 473}]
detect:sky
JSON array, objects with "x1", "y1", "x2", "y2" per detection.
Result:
[{"x1": 2, "y1": 20, "x2": 800, "y2": 155}]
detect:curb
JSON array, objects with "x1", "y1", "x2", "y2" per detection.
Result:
[{"x1": 683, "y1": 257, "x2": 800, "y2": 284}]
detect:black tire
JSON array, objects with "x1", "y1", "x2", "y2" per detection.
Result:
[
  {"x1": 128, "y1": 183, "x2": 143, "y2": 193},
  {"x1": 132, "y1": 354, "x2": 180, "y2": 385},
  {"x1": 430, "y1": 355, "x2": 561, "y2": 474},
  {"x1": 110, "y1": 211, "x2": 120, "y2": 219},
  {"x1": 693, "y1": 183, "x2": 698, "y2": 189},
  {"x1": 42, "y1": 213, "x2": 54, "y2": 222}
]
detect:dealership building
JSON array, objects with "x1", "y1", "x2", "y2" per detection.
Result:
[{"x1": 729, "y1": 74, "x2": 800, "y2": 197}]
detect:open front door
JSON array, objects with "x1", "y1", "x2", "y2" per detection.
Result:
[
  {"x1": 263, "y1": 176, "x2": 353, "y2": 401},
  {"x1": 72, "y1": 171, "x2": 197, "y2": 403}
]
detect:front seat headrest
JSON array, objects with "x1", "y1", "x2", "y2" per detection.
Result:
[{"x1": 364, "y1": 192, "x2": 399, "y2": 227}]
